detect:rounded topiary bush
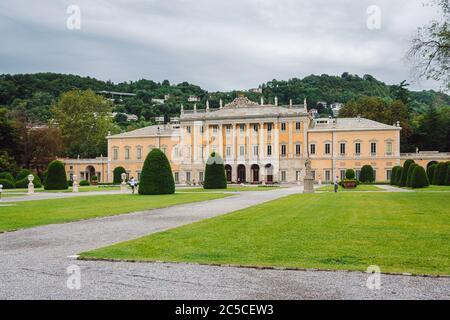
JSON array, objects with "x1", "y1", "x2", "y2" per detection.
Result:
[
  {"x1": 399, "y1": 159, "x2": 415, "y2": 187},
  {"x1": 359, "y1": 165, "x2": 374, "y2": 183},
  {"x1": 0, "y1": 178, "x2": 15, "y2": 189},
  {"x1": 79, "y1": 180, "x2": 90, "y2": 186},
  {"x1": 15, "y1": 169, "x2": 32, "y2": 182},
  {"x1": 427, "y1": 164, "x2": 437, "y2": 183},
  {"x1": 113, "y1": 166, "x2": 126, "y2": 184},
  {"x1": 44, "y1": 160, "x2": 68, "y2": 190},
  {"x1": 390, "y1": 166, "x2": 401, "y2": 185},
  {"x1": 411, "y1": 166, "x2": 430, "y2": 189},
  {"x1": 406, "y1": 163, "x2": 418, "y2": 188},
  {"x1": 203, "y1": 152, "x2": 227, "y2": 189},
  {"x1": 138, "y1": 148, "x2": 175, "y2": 195},
  {"x1": 0, "y1": 172, "x2": 15, "y2": 183},
  {"x1": 345, "y1": 169, "x2": 355, "y2": 180},
  {"x1": 433, "y1": 162, "x2": 447, "y2": 185},
  {"x1": 15, "y1": 174, "x2": 42, "y2": 188}
]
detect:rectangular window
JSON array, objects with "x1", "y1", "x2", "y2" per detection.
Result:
[
  {"x1": 340, "y1": 169, "x2": 346, "y2": 181},
  {"x1": 253, "y1": 145, "x2": 259, "y2": 156},
  {"x1": 240, "y1": 124, "x2": 245, "y2": 133},
  {"x1": 253, "y1": 124, "x2": 259, "y2": 132},
  {"x1": 226, "y1": 125, "x2": 231, "y2": 134},
  {"x1": 186, "y1": 171, "x2": 191, "y2": 182},
  {"x1": 267, "y1": 123, "x2": 272, "y2": 132},
  {"x1": 386, "y1": 141, "x2": 392, "y2": 155},
  {"x1": 226, "y1": 146, "x2": 231, "y2": 157},
  {"x1": 125, "y1": 148, "x2": 130, "y2": 160},
  {"x1": 267, "y1": 144, "x2": 272, "y2": 156},
  {"x1": 296, "y1": 171, "x2": 302, "y2": 181},
  {"x1": 199, "y1": 172, "x2": 204, "y2": 182},
  {"x1": 200, "y1": 126, "x2": 204, "y2": 134},
  {"x1": 296, "y1": 122, "x2": 301, "y2": 131},
  {"x1": 386, "y1": 169, "x2": 392, "y2": 181},
  {"x1": 213, "y1": 126, "x2": 218, "y2": 133},
  {"x1": 281, "y1": 171, "x2": 287, "y2": 182},
  {"x1": 281, "y1": 122, "x2": 286, "y2": 131},
  {"x1": 137, "y1": 171, "x2": 141, "y2": 181},
  {"x1": 324, "y1": 143, "x2": 331, "y2": 155},
  {"x1": 186, "y1": 126, "x2": 191, "y2": 134},
  {"x1": 310, "y1": 143, "x2": 316, "y2": 155},
  {"x1": 356, "y1": 170, "x2": 361, "y2": 180},
  {"x1": 295, "y1": 144, "x2": 301, "y2": 156},
  {"x1": 174, "y1": 172, "x2": 179, "y2": 183},
  {"x1": 239, "y1": 145, "x2": 245, "y2": 156},
  {"x1": 281, "y1": 144, "x2": 287, "y2": 157},
  {"x1": 371, "y1": 142, "x2": 377, "y2": 155},
  {"x1": 340, "y1": 143, "x2": 346, "y2": 155},
  {"x1": 113, "y1": 148, "x2": 118, "y2": 160},
  {"x1": 355, "y1": 143, "x2": 361, "y2": 155},
  {"x1": 325, "y1": 170, "x2": 331, "y2": 182},
  {"x1": 137, "y1": 147, "x2": 142, "y2": 160}
]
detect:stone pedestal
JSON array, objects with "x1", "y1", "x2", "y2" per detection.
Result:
[
  {"x1": 303, "y1": 158, "x2": 315, "y2": 194},
  {"x1": 27, "y1": 174, "x2": 34, "y2": 195},
  {"x1": 72, "y1": 175, "x2": 79, "y2": 193},
  {"x1": 120, "y1": 173, "x2": 128, "y2": 193}
]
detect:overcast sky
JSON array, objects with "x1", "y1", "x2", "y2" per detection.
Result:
[{"x1": 0, "y1": 0, "x2": 443, "y2": 91}]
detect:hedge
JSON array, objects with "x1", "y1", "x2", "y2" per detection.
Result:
[
  {"x1": 79, "y1": 180, "x2": 90, "y2": 186},
  {"x1": 395, "y1": 167, "x2": 403, "y2": 185},
  {"x1": 0, "y1": 178, "x2": 15, "y2": 189},
  {"x1": 432, "y1": 162, "x2": 447, "y2": 185},
  {"x1": 359, "y1": 165, "x2": 374, "y2": 183},
  {"x1": 390, "y1": 166, "x2": 401, "y2": 185},
  {"x1": 0, "y1": 172, "x2": 15, "y2": 183},
  {"x1": 16, "y1": 174, "x2": 42, "y2": 188},
  {"x1": 44, "y1": 160, "x2": 68, "y2": 190},
  {"x1": 446, "y1": 163, "x2": 450, "y2": 186},
  {"x1": 345, "y1": 169, "x2": 355, "y2": 180},
  {"x1": 113, "y1": 166, "x2": 126, "y2": 184},
  {"x1": 427, "y1": 164, "x2": 437, "y2": 183},
  {"x1": 203, "y1": 152, "x2": 227, "y2": 189},
  {"x1": 406, "y1": 163, "x2": 418, "y2": 188},
  {"x1": 399, "y1": 159, "x2": 415, "y2": 187},
  {"x1": 138, "y1": 148, "x2": 175, "y2": 195},
  {"x1": 411, "y1": 166, "x2": 430, "y2": 189},
  {"x1": 15, "y1": 169, "x2": 32, "y2": 182}
]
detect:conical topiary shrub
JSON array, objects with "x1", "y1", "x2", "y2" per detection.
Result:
[
  {"x1": 395, "y1": 167, "x2": 403, "y2": 186},
  {"x1": 445, "y1": 163, "x2": 450, "y2": 186},
  {"x1": 390, "y1": 166, "x2": 401, "y2": 185},
  {"x1": 113, "y1": 166, "x2": 126, "y2": 184},
  {"x1": 427, "y1": 164, "x2": 437, "y2": 183},
  {"x1": 433, "y1": 162, "x2": 446, "y2": 185},
  {"x1": 203, "y1": 152, "x2": 227, "y2": 189},
  {"x1": 44, "y1": 160, "x2": 68, "y2": 190},
  {"x1": 406, "y1": 163, "x2": 418, "y2": 188},
  {"x1": 399, "y1": 159, "x2": 415, "y2": 187},
  {"x1": 411, "y1": 166, "x2": 429, "y2": 189},
  {"x1": 138, "y1": 148, "x2": 175, "y2": 195}
]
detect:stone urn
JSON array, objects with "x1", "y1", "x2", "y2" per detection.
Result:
[{"x1": 343, "y1": 180, "x2": 357, "y2": 189}]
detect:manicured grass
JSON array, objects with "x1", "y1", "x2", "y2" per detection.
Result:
[
  {"x1": 177, "y1": 186, "x2": 282, "y2": 193},
  {"x1": 81, "y1": 193, "x2": 450, "y2": 275},
  {"x1": 3, "y1": 185, "x2": 120, "y2": 193},
  {"x1": 316, "y1": 184, "x2": 382, "y2": 192},
  {"x1": 408, "y1": 185, "x2": 450, "y2": 192},
  {"x1": 0, "y1": 193, "x2": 228, "y2": 232},
  {"x1": 0, "y1": 193, "x2": 26, "y2": 197}
]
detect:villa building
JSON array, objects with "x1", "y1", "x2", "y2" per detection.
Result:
[{"x1": 63, "y1": 95, "x2": 420, "y2": 184}]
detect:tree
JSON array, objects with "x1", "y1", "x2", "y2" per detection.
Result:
[
  {"x1": 138, "y1": 149, "x2": 175, "y2": 195},
  {"x1": 411, "y1": 166, "x2": 430, "y2": 188},
  {"x1": 345, "y1": 169, "x2": 356, "y2": 180},
  {"x1": 0, "y1": 151, "x2": 17, "y2": 175},
  {"x1": 400, "y1": 159, "x2": 415, "y2": 187},
  {"x1": 44, "y1": 160, "x2": 68, "y2": 190},
  {"x1": 113, "y1": 166, "x2": 127, "y2": 184},
  {"x1": 52, "y1": 90, "x2": 113, "y2": 158},
  {"x1": 408, "y1": 0, "x2": 450, "y2": 91},
  {"x1": 203, "y1": 152, "x2": 227, "y2": 189},
  {"x1": 359, "y1": 165, "x2": 375, "y2": 183}
]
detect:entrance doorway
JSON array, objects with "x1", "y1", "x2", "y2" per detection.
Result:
[
  {"x1": 265, "y1": 164, "x2": 273, "y2": 183},
  {"x1": 237, "y1": 165, "x2": 246, "y2": 183},
  {"x1": 251, "y1": 164, "x2": 260, "y2": 183},
  {"x1": 86, "y1": 166, "x2": 96, "y2": 181},
  {"x1": 225, "y1": 165, "x2": 232, "y2": 182}
]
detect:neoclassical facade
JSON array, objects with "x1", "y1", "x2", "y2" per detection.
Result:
[{"x1": 62, "y1": 95, "x2": 411, "y2": 184}]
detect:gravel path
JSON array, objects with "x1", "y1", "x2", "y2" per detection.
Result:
[{"x1": 1, "y1": 186, "x2": 448, "y2": 300}]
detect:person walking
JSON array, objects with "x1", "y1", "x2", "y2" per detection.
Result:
[
  {"x1": 129, "y1": 177, "x2": 136, "y2": 194},
  {"x1": 334, "y1": 175, "x2": 339, "y2": 193}
]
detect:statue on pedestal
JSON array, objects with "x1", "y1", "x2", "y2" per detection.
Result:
[
  {"x1": 27, "y1": 174, "x2": 35, "y2": 195},
  {"x1": 72, "y1": 175, "x2": 79, "y2": 193},
  {"x1": 303, "y1": 158, "x2": 315, "y2": 194},
  {"x1": 120, "y1": 173, "x2": 128, "y2": 193}
]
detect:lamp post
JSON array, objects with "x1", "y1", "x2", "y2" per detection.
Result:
[
  {"x1": 27, "y1": 174, "x2": 35, "y2": 195},
  {"x1": 120, "y1": 172, "x2": 127, "y2": 193}
]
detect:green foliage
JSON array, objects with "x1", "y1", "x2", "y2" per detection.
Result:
[
  {"x1": 113, "y1": 166, "x2": 126, "y2": 184},
  {"x1": 446, "y1": 164, "x2": 450, "y2": 186},
  {"x1": 359, "y1": 165, "x2": 375, "y2": 183},
  {"x1": 433, "y1": 162, "x2": 448, "y2": 185},
  {"x1": 0, "y1": 172, "x2": 14, "y2": 182},
  {"x1": 15, "y1": 174, "x2": 42, "y2": 188},
  {"x1": 0, "y1": 178, "x2": 15, "y2": 189},
  {"x1": 390, "y1": 166, "x2": 401, "y2": 185},
  {"x1": 345, "y1": 169, "x2": 356, "y2": 180},
  {"x1": 91, "y1": 175, "x2": 98, "y2": 181},
  {"x1": 411, "y1": 166, "x2": 430, "y2": 189},
  {"x1": 138, "y1": 149, "x2": 175, "y2": 195},
  {"x1": 44, "y1": 160, "x2": 68, "y2": 190},
  {"x1": 406, "y1": 164, "x2": 419, "y2": 187},
  {"x1": 15, "y1": 169, "x2": 32, "y2": 181},
  {"x1": 79, "y1": 180, "x2": 90, "y2": 186},
  {"x1": 427, "y1": 164, "x2": 437, "y2": 182},
  {"x1": 67, "y1": 180, "x2": 73, "y2": 187},
  {"x1": 395, "y1": 167, "x2": 403, "y2": 185},
  {"x1": 203, "y1": 153, "x2": 227, "y2": 189},
  {"x1": 400, "y1": 160, "x2": 415, "y2": 187}
]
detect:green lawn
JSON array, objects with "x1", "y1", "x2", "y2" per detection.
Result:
[
  {"x1": 408, "y1": 185, "x2": 450, "y2": 192},
  {"x1": 0, "y1": 193, "x2": 228, "y2": 233},
  {"x1": 177, "y1": 186, "x2": 281, "y2": 193},
  {"x1": 3, "y1": 185, "x2": 120, "y2": 193},
  {"x1": 316, "y1": 184, "x2": 382, "y2": 192},
  {"x1": 81, "y1": 192, "x2": 450, "y2": 275}
]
